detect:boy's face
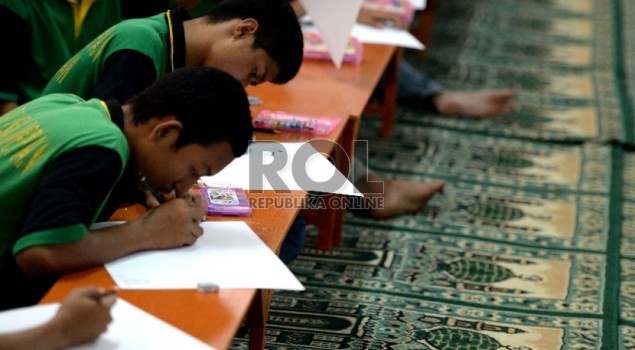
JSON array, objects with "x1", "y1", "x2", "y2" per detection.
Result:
[
  {"x1": 139, "y1": 140, "x2": 235, "y2": 198},
  {"x1": 204, "y1": 29, "x2": 280, "y2": 87}
]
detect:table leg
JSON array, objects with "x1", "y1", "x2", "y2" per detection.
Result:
[
  {"x1": 363, "y1": 48, "x2": 402, "y2": 137},
  {"x1": 247, "y1": 289, "x2": 271, "y2": 350},
  {"x1": 410, "y1": 0, "x2": 437, "y2": 55}
]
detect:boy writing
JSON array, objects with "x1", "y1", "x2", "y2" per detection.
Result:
[
  {"x1": 42, "y1": 0, "x2": 303, "y2": 100},
  {"x1": 0, "y1": 67, "x2": 253, "y2": 309}
]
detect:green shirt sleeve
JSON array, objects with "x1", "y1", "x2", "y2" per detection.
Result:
[{"x1": 13, "y1": 224, "x2": 86, "y2": 256}]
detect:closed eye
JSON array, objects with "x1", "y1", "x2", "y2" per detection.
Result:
[{"x1": 249, "y1": 68, "x2": 259, "y2": 85}]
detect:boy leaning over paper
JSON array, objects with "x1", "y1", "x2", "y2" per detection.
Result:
[{"x1": 0, "y1": 67, "x2": 253, "y2": 310}]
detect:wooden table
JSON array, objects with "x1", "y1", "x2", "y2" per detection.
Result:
[
  {"x1": 40, "y1": 122, "x2": 351, "y2": 350},
  {"x1": 40, "y1": 191, "x2": 305, "y2": 350},
  {"x1": 249, "y1": 44, "x2": 400, "y2": 138},
  {"x1": 247, "y1": 43, "x2": 401, "y2": 249},
  {"x1": 39, "y1": 43, "x2": 399, "y2": 349}
]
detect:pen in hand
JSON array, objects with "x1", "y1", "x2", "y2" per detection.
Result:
[
  {"x1": 92, "y1": 288, "x2": 118, "y2": 303},
  {"x1": 138, "y1": 172, "x2": 165, "y2": 204}
]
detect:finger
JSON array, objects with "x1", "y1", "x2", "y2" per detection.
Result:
[
  {"x1": 184, "y1": 229, "x2": 202, "y2": 246},
  {"x1": 143, "y1": 190, "x2": 161, "y2": 208},
  {"x1": 192, "y1": 216, "x2": 207, "y2": 223},
  {"x1": 164, "y1": 190, "x2": 177, "y2": 201},
  {"x1": 188, "y1": 193, "x2": 208, "y2": 219},
  {"x1": 181, "y1": 191, "x2": 204, "y2": 208},
  {"x1": 99, "y1": 293, "x2": 118, "y2": 308},
  {"x1": 190, "y1": 223, "x2": 204, "y2": 237},
  {"x1": 190, "y1": 192, "x2": 206, "y2": 210},
  {"x1": 71, "y1": 286, "x2": 105, "y2": 299}
]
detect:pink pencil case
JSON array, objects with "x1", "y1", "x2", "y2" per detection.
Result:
[
  {"x1": 302, "y1": 28, "x2": 363, "y2": 65},
  {"x1": 253, "y1": 110, "x2": 341, "y2": 136},
  {"x1": 200, "y1": 186, "x2": 252, "y2": 217}
]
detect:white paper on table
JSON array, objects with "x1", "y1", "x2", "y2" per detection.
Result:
[
  {"x1": 0, "y1": 299, "x2": 215, "y2": 350},
  {"x1": 409, "y1": 0, "x2": 426, "y2": 10},
  {"x1": 352, "y1": 23, "x2": 425, "y2": 50},
  {"x1": 201, "y1": 142, "x2": 362, "y2": 196},
  {"x1": 104, "y1": 221, "x2": 304, "y2": 291},
  {"x1": 299, "y1": 0, "x2": 362, "y2": 68}
]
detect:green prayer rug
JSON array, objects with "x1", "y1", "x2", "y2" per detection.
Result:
[
  {"x1": 229, "y1": 0, "x2": 633, "y2": 348},
  {"x1": 403, "y1": 0, "x2": 632, "y2": 145}
]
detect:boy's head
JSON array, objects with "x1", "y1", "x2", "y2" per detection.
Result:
[
  {"x1": 128, "y1": 66, "x2": 252, "y2": 155},
  {"x1": 203, "y1": 0, "x2": 303, "y2": 85},
  {"x1": 127, "y1": 67, "x2": 253, "y2": 196}
]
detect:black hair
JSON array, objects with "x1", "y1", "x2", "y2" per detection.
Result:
[
  {"x1": 204, "y1": 0, "x2": 303, "y2": 84},
  {"x1": 127, "y1": 67, "x2": 253, "y2": 157}
]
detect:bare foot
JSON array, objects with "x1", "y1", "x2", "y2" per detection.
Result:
[
  {"x1": 354, "y1": 174, "x2": 444, "y2": 220},
  {"x1": 432, "y1": 89, "x2": 514, "y2": 119}
]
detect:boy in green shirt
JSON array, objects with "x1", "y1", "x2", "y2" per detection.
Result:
[
  {"x1": 0, "y1": 0, "x2": 122, "y2": 114},
  {"x1": 0, "y1": 0, "x2": 228, "y2": 116},
  {"x1": 41, "y1": 0, "x2": 309, "y2": 264},
  {"x1": 43, "y1": 0, "x2": 303, "y2": 100},
  {"x1": 0, "y1": 67, "x2": 253, "y2": 310}
]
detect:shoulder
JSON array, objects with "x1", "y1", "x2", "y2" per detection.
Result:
[{"x1": 105, "y1": 14, "x2": 169, "y2": 52}]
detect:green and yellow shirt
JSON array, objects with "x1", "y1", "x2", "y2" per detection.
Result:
[
  {"x1": 43, "y1": 9, "x2": 187, "y2": 102},
  {"x1": 0, "y1": 0, "x2": 122, "y2": 104}
]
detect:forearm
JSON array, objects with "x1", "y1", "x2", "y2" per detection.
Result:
[
  {"x1": 0, "y1": 321, "x2": 69, "y2": 350},
  {"x1": 15, "y1": 220, "x2": 151, "y2": 276},
  {"x1": 16, "y1": 196, "x2": 205, "y2": 276}
]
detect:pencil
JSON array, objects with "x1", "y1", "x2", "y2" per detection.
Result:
[
  {"x1": 93, "y1": 289, "x2": 117, "y2": 303},
  {"x1": 253, "y1": 127, "x2": 281, "y2": 134},
  {"x1": 138, "y1": 172, "x2": 165, "y2": 204}
]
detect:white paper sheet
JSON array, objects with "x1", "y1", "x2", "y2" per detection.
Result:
[
  {"x1": 299, "y1": 0, "x2": 362, "y2": 67},
  {"x1": 0, "y1": 299, "x2": 215, "y2": 350},
  {"x1": 201, "y1": 142, "x2": 362, "y2": 196},
  {"x1": 410, "y1": 0, "x2": 427, "y2": 10},
  {"x1": 104, "y1": 221, "x2": 304, "y2": 291},
  {"x1": 352, "y1": 23, "x2": 425, "y2": 50}
]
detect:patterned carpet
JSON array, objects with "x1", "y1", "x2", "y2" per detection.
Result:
[{"x1": 231, "y1": 0, "x2": 634, "y2": 348}]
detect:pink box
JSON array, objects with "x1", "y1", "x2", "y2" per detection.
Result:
[
  {"x1": 200, "y1": 186, "x2": 252, "y2": 217},
  {"x1": 302, "y1": 28, "x2": 363, "y2": 65}
]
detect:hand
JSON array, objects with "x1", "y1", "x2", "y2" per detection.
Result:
[
  {"x1": 50, "y1": 286, "x2": 115, "y2": 347},
  {"x1": 143, "y1": 189, "x2": 176, "y2": 208},
  {"x1": 138, "y1": 191, "x2": 208, "y2": 249},
  {"x1": 357, "y1": 7, "x2": 408, "y2": 30}
]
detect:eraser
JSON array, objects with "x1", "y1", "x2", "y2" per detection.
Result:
[
  {"x1": 197, "y1": 281, "x2": 219, "y2": 293},
  {"x1": 248, "y1": 96, "x2": 261, "y2": 105}
]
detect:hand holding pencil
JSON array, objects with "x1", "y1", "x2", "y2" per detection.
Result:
[
  {"x1": 50, "y1": 286, "x2": 116, "y2": 347},
  {"x1": 137, "y1": 190, "x2": 207, "y2": 248}
]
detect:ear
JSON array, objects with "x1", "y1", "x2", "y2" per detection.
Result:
[
  {"x1": 148, "y1": 119, "x2": 183, "y2": 143},
  {"x1": 233, "y1": 18, "x2": 258, "y2": 39}
]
